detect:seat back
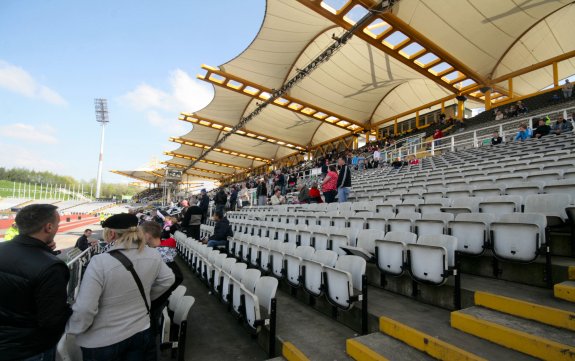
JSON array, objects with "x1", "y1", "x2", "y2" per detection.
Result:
[
  {"x1": 329, "y1": 233, "x2": 350, "y2": 255},
  {"x1": 356, "y1": 229, "x2": 385, "y2": 254},
  {"x1": 241, "y1": 269, "x2": 262, "y2": 293},
  {"x1": 255, "y1": 276, "x2": 278, "y2": 313},
  {"x1": 449, "y1": 213, "x2": 494, "y2": 255},
  {"x1": 407, "y1": 235, "x2": 457, "y2": 286},
  {"x1": 168, "y1": 285, "x2": 187, "y2": 312},
  {"x1": 335, "y1": 255, "x2": 366, "y2": 290},
  {"x1": 524, "y1": 193, "x2": 570, "y2": 222},
  {"x1": 173, "y1": 295, "x2": 195, "y2": 326}
]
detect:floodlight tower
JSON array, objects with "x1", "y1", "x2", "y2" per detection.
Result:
[{"x1": 94, "y1": 99, "x2": 109, "y2": 199}]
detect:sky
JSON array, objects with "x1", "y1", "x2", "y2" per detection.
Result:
[{"x1": 0, "y1": 0, "x2": 265, "y2": 183}]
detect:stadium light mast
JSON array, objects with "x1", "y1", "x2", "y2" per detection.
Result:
[{"x1": 94, "y1": 98, "x2": 109, "y2": 199}]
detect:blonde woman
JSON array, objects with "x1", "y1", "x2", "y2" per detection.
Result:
[{"x1": 67, "y1": 214, "x2": 175, "y2": 361}]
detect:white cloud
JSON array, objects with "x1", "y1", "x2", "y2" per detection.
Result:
[
  {"x1": 118, "y1": 69, "x2": 212, "y2": 135},
  {"x1": 0, "y1": 60, "x2": 67, "y2": 105},
  {"x1": 0, "y1": 123, "x2": 58, "y2": 144},
  {"x1": 0, "y1": 142, "x2": 64, "y2": 171}
]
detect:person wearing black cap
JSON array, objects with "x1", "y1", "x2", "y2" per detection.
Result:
[{"x1": 66, "y1": 213, "x2": 175, "y2": 361}]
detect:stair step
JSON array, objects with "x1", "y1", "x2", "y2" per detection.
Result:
[
  {"x1": 555, "y1": 281, "x2": 575, "y2": 302},
  {"x1": 451, "y1": 306, "x2": 575, "y2": 361},
  {"x1": 378, "y1": 316, "x2": 486, "y2": 361},
  {"x1": 347, "y1": 333, "x2": 434, "y2": 361},
  {"x1": 569, "y1": 266, "x2": 575, "y2": 280},
  {"x1": 475, "y1": 291, "x2": 575, "y2": 331},
  {"x1": 274, "y1": 291, "x2": 355, "y2": 361},
  {"x1": 368, "y1": 288, "x2": 535, "y2": 360},
  {"x1": 279, "y1": 341, "x2": 309, "y2": 361}
]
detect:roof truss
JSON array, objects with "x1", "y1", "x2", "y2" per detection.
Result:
[
  {"x1": 169, "y1": 136, "x2": 271, "y2": 162},
  {"x1": 164, "y1": 151, "x2": 246, "y2": 171},
  {"x1": 198, "y1": 65, "x2": 364, "y2": 132},
  {"x1": 179, "y1": 113, "x2": 307, "y2": 151}
]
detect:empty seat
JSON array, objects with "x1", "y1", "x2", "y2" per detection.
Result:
[
  {"x1": 284, "y1": 246, "x2": 315, "y2": 288},
  {"x1": 407, "y1": 234, "x2": 458, "y2": 286},
  {"x1": 242, "y1": 277, "x2": 278, "y2": 333},
  {"x1": 375, "y1": 231, "x2": 417, "y2": 276},
  {"x1": 339, "y1": 229, "x2": 385, "y2": 260},
  {"x1": 544, "y1": 179, "x2": 575, "y2": 199},
  {"x1": 171, "y1": 295, "x2": 195, "y2": 361},
  {"x1": 472, "y1": 185, "x2": 503, "y2": 197},
  {"x1": 414, "y1": 213, "x2": 454, "y2": 236},
  {"x1": 419, "y1": 198, "x2": 451, "y2": 215},
  {"x1": 324, "y1": 255, "x2": 366, "y2": 311},
  {"x1": 524, "y1": 193, "x2": 571, "y2": 226},
  {"x1": 387, "y1": 212, "x2": 421, "y2": 233},
  {"x1": 490, "y1": 213, "x2": 547, "y2": 262},
  {"x1": 396, "y1": 199, "x2": 423, "y2": 213},
  {"x1": 526, "y1": 170, "x2": 562, "y2": 183},
  {"x1": 505, "y1": 182, "x2": 544, "y2": 196},
  {"x1": 301, "y1": 250, "x2": 338, "y2": 297},
  {"x1": 269, "y1": 242, "x2": 296, "y2": 279},
  {"x1": 442, "y1": 197, "x2": 483, "y2": 214},
  {"x1": 478, "y1": 195, "x2": 522, "y2": 216},
  {"x1": 448, "y1": 213, "x2": 495, "y2": 255}
]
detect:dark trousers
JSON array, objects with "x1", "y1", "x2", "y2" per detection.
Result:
[
  {"x1": 81, "y1": 328, "x2": 155, "y2": 361},
  {"x1": 185, "y1": 225, "x2": 201, "y2": 241},
  {"x1": 323, "y1": 190, "x2": 337, "y2": 203}
]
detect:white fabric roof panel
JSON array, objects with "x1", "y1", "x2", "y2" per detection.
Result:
[
  {"x1": 193, "y1": 86, "x2": 250, "y2": 126},
  {"x1": 221, "y1": 0, "x2": 333, "y2": 89}
]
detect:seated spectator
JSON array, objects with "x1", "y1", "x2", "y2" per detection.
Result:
[
  {"x1": 308, "y1": 183, "x2": 323, "y2": 203},
  {"x1": 433, "y1": 129, "x2": 443, "y2": 146},
  {"x1": 408, "y1": 155, "x2": 419, "y2": 165},
  {"x1": 514, "y1": 124, "x2": 529, "y2": 142},
  {"x1": 297, "y1": 183, "x2": 310, "y2": 204},
  {"x1": 516, "y1": 100, "x2": 528, "y2": 114},
  {"x1": 491, "y1": 131, "x2": 503, "y2": 145},
  {"x1": 495, "y1": 109, "x2": 504, "y2": 121},
  {"x1": 270, "y1": 189, "x2": 286, "y2": 205},
  {"x1": 67, "y1": 213, "x2": 175, "y2": 360},
  {"x1": 533, "y1": 118, "x2": 550, "y2": 139},
  {"x1": 203, "y1": 211, "x2": 233, "y2": 248},
  {"x1": 391, "y1": 157, "x2": 405, "y2": 169},
  {"x1": 551, "y1": 117, "x2": 573, "y2": 135},
  {"x1": 75, "y1": 228, "x2": 96, "y2": 251}
]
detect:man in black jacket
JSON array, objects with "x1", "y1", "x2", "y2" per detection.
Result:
[
  {"x1": 0, "y1": 204, "x2": 71, "y2": 361},
  {"x1": 337, "y1": 157, "x2": 351, "y2": 203},
  {"x1": 204, "y1": 211, "x2": 233, "y2": 248},
  {"x1": 214, "y1": 188, "x2": 227, "y2": 215},
  {"x1": 74, "y1": 228, "x2": 93, "y2": 251},
  {"x1": 199, "y1": 189, "x2": 210, "y2": 224},
  {"x1": 181, "y1": 199, "x2": 203, "y2": 240}
]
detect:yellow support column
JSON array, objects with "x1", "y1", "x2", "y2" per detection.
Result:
[
  {"x1": 415, "y1": 111, "x2": 420, "y2": 129},
  {"x1": 457, "y1": 100, "x2": 465, "y2": 121},
  {"x1": 508, "y1": 78, "x2": 514, "y2": 98},
  {"x1": 441, "y1": 101, "x2": 445, "y2": 114},
  {"x1": 484, "y1": 90, "x2": 492, "y2": 111},
  {"x1": 353, "y1": 135, "x2": 359, "y2": 150},
  {"x1": 553, "y1": 62, "x2": 559, "y2": 87},
  {"x1": 394, "y1": 119, "x2": 398, "y2": 136}
]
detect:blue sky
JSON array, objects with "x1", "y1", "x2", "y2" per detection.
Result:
[{"x1": 0, "y1": 0, "x2": 265, "y2": 183}]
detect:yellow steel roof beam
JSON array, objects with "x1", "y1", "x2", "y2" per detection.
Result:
[
  {"x1": 179, "y1": 114, "x2": 307, "y2": 151},
  {"x1": 164, "y1": 151, "x2": 246, "y2": 170},
  {"x1": 197, "y1": 65, "x2": 364, "y2": 133},
  {"x1": 169, "y1": 136, "x2": 271, "y2": 162}
]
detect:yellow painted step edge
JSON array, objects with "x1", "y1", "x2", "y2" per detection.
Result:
[
  {"x1": 569, "y1": 266, "x2": 575, "y2": 280},
  {"x1": 346, "y1": 339, "x2": 389, "y2": 361},
  {"x1": 282, "y1": 342, "x2": 310, "y2": 361},
  {"x1": 554, "y1": 282, "x2": 575, "y2": 303},
  {"x1": 379, "y1": 316, "x2": 487, "y2": 361},
  {"x1": 451, "y1": 311, "x2": 575, "y2": 361},
  {"x1": 475, "y1": 291, "x2": 575, "y2": 331}
]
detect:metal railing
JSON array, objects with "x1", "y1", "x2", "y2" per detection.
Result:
[
  {"x1": 66, "y1": 244, "x2": 103, "y2": 303},
  {"x1": 383, "y1": 104, "x2": 575, "y2": 160}
]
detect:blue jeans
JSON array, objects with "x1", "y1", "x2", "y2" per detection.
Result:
[
  {"x1": 338, "y1": 187, "x2": 349, "y2": 203},
  {"x1": 207, "y1": 239, "x2": 227, "y2": 248},
  {"x1": 81, "y1": 328, "x2": 155, "y2": 361},
  {"x1": 23, "y1": 347, "x2": 56, "y2": 361}
]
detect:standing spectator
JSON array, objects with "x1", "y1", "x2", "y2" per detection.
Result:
[
  {"x1": 551, "y1": 117, "x2": 573, "y2": 135},
  {"x1": 67, "y1": 214, "x2": 175, "y2": 361},
  {"x1": 351, "y1": 153, "x2": 359, "y2": 170},
  {"x1": 75, "y1": 228, "x2": 94, "y2": 251},
  {"x1": 181, "y1": 201, "x2": 203, "y2": 240},
  {"x1": 433, "y1": 129, "x2": 443, "y2": 147},
  {"x1": 256, "y1": 177, "x2": 268, "y2": 206},
  {"x1": 308, "y1": 183, "x2": 323, "y2": 203},
  {"x1": 239, "y1": 183, "x2": 250, "y2": 208},
  {"x1": 562, "y1": 79, "x2": 573, "y2": 99},
  {"x1": 373, "y1": 147, "x2": 381, "y2": 168},
  {"x1": 321, "y1": 159, "x2": 329, "y2": 176},
  {"x1": 516, "y1": 100, "x2": 528, "y2": 115},
  {"x1": 0, "y1": 204, "x2": 71, "y2": 361},
  {"x1": 229, "y1": 186, "x2": 238, "y2": 211},
  {"x1": 337, "y1": 157, "x2": 351, "y2": 203},
  {"x1": 214, "y1": 188, "x2": 227, "y2": 215},
  {"x1": 533, "y1": 118, "x2": 551, "y2": 139},
  {"x1": 270, "y1": 189, "x2": 286, "y2": 205},
  {"x1": 491, "y1": 131, "x2": 503, "y2": 145},
  {"x1": 321, "y1": 165, "x2": 338, "y2": 203},
  {"x1": 275, "y1": 169, "x2": 286, "y2": 196},
  {"x1": 199, "y1": 189, "x2": 210, "y2": 224}
]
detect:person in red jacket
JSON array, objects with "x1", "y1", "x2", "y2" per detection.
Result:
[
  {"x1": 308, "y1": 182, "x2": 323, "y2": 203},
  {"x1": 433, "y1": 129, "x2": 444, "y2": 147}
]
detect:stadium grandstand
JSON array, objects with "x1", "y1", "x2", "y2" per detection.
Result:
[{"x1": 3, "y1": 1, "x2": 575, "y2": 360}]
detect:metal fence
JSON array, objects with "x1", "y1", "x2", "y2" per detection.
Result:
[{"x1": 65, "y1": 245, "x2": 103, "y2": 303}]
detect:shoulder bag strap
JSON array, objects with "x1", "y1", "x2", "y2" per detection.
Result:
[{"x1": 108, "y1": 250, "x2": 150, "y2": 315}]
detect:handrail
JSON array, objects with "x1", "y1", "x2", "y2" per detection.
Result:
[
  {"x1": 385, "y1": 103, "x2": 575, "y2": 159},
  {"x1": 66, "y1": 244, "x2": 103, "y2": 303}
]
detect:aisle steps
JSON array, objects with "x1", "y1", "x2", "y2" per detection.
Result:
[{"x1": 451, "y1": 291, "x2": 575, "y2": 361}]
